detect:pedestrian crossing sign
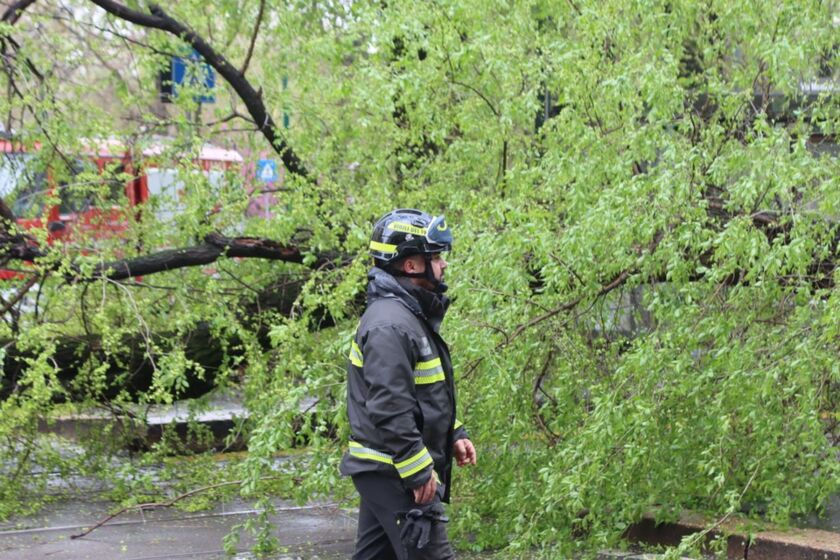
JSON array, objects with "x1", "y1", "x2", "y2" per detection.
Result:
[{"x1": 256, "y1": 159, "x2": 279, "y2": 183}]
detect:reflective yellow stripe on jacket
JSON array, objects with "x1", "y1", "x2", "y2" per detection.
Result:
[
  {"x1": 349, "y1": 338, "x2": 443, "y2": 386},
  {"x1": 348, "y1": 441, "x2": 433, "y2": 479},
  {"x1": 395, "y1": 447, "x2": 434, "y2": 478},
  {"x1": 349, "y1": 340, "x2": 364, "y2": 367},
  {"x1": 348, "y1": 441, "x2": 392, "y2": 464},
  {"x1": 414, "y1": 357, "x2": 444, "y2": 384}
]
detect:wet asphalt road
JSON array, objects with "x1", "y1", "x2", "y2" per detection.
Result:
[{"x1": 0, "y1": 498, "x2": 357, "y2": 559}]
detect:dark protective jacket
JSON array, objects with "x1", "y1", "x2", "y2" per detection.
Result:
[{"x1": 340, "y1": 267, "x2": 468, "y2": 502}]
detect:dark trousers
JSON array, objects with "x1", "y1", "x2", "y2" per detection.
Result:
[{"x1": 352, "y1": 472, "x2": 455, "y2": 560}]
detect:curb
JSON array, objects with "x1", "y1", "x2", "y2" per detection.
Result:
[
  {"x1": 598, "y1": 551, "x2": 694, "y2": 559},
  {"x1": 626, "y1": 512, "x2": 840, "y2": 559}
]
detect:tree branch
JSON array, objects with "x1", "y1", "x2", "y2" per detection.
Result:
[
  {"x1": 1, "y1": 0, "x2": 36, "y2": 25},
  {"x1": 532, "y1": 348, "x2": 561, "y2": 446},
  {"x1": 0, "y1": 0, "x2": 44, "y2": 82},
  {"x1": 69, "y1": 477, "x2": 290, "y2": 540},
  {"x1": 240, "y1": 0, "x2": 265, "y2": 75},
  {"x1": 86, "y1": 0, "x2": 308, "y2": 178},
  {"x1": 509, "y1": 268, "x2": 632, "y2": 343},
  {"x1": 0, "y1": 227, "x2": 340, "y2": 282},
  {"x1": 0, "y1": 274, "x2": 38, "y2": 316},
  {"x1": 448, "y1": 79, "x2": 499, "y2": 117},
  {"x1": 74, "y1": 232, "x2": 337, "y2": 281}
]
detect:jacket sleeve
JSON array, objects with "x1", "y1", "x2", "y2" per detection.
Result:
[
  {"x1": 361, "y1": 325, "x2": 434, "y2": 488},
  {"x1": 453, "y1": 419, "x2": 469, "y2": 442}
]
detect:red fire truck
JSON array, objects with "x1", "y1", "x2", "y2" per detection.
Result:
[{"x1": 0, "y1": 137, "x2": 244, "y2": 279}]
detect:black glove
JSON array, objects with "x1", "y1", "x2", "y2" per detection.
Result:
[
  {"x1": 399, "y1": 508, "x2": 432, "y2": 551},
  {"x1": 397, "y1": 500, "x2": 449, "y2": 552}
]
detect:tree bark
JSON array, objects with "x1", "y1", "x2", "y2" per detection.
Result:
[
  {"x1": 0, "y1": 230, "x2": 339, "y2": 281},
  {"x1": 78, "y1": 232, "x2": 334, "y2": 281}
]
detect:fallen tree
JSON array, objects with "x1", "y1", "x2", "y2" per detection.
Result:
[{"x1": 0, "y1": 1, "x2": 836, "y2": 558}]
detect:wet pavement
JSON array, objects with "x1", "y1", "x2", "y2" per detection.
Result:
[
  {"x1": 0, "y1": 497, "x2": 356, "y2": 559},
  {"x1": 2, "y1": 492, "x2": 835, "y2": 559}
]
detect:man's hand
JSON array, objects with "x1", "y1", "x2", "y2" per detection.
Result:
[
  {"x1": 412, "y1": 473, "x2": 437, "y2": 505},
  {"x1": 453, "y1": 438, "x2": 477, "y2": 467}
]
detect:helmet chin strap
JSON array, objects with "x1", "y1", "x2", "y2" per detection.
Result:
[{"x1": 426, "y1": 252, "x2": 448, "y2": 293}]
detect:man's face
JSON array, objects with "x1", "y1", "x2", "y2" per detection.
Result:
[{"x1": 403, "y1": 253, "x2": 448, "y2": 289}]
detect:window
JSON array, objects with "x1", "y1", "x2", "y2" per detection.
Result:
[{"x1": 0, "y1": 153, "x2": 48, "y2": 219}]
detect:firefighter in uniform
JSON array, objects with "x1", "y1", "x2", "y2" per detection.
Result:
[{"x1": 340, "y1": 209, "x2": 477, "y2": 560}]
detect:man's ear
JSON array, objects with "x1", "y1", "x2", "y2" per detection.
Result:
[
  {"x1": 402, "y1": 257, "x2": 415, "y2": 273},
  {"x1": 394, "y1": 257, "x2": 409, "y2": 274},
  {"x1": 402, "y1": 256, "x2": 421, "y2": 274}
]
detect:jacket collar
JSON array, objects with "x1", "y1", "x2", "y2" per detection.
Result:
[{"x1": 366, "y1": 267, "x2": 449, "y2": 332}]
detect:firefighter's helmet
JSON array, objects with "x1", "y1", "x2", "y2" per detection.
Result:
[{"x1": 369, "y1": 208, "x2": 452, "y2": 265}]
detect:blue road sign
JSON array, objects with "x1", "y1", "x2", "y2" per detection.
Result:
[
  {"x1": 256, "y1": 159, "x2": 279, "y2": 183},
  {"x1": 171, "y1": 50, "x2": 215, "y2": 103}
]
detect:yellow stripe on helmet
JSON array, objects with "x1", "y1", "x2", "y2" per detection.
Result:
[
  {"x1": 386, "y1": 222, "x2": 428, "y2": 236},
  {"x1": 369, "y1": 240, "x2": 397, "y2": 253}
]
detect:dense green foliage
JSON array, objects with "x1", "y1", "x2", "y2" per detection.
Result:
[{"x1": 0, "y1": 0, "x2": 837, "y2": 556}]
